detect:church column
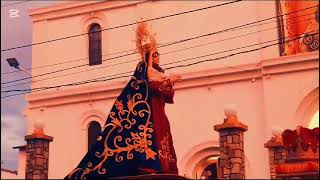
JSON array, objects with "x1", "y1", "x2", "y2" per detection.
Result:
[
  {"x1": 214, "y1": 109, "x2": 248, "y2": 179},
  {"x1": 264, "y1": 135, "x2": 286, "y2": 179},
  {"x1": 25, "y1": 121, "x2": 53, "y2": 179}
]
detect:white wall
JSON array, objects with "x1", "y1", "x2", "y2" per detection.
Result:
[
  {"x1": 30, "y1": 1, "x2": 279, "y2": 89},
  {"x1": 23, "y1": 1, "x2": 318, "y2": 179}
]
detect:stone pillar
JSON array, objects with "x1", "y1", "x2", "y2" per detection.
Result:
[
  {"x1": 264, "y1": 136, "x2": 286, "y2": 179},
  {"x1": 214, "y1": 109, "x2": 248, "y2": 179},
  {"x1": 25, "y1": 130, "x2": 53, "y2": 179}
]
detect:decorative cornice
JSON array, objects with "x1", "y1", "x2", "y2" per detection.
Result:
[
  {"x1": 214, "y1": 115, "x2": 248, "y2": 132},
  {"x1": 28, "y1": 0, "x2": 147, "y2": 22},
  {"x1": 25, "y1": 134, "x2": 53, "y2": 142},
  {"x1": 264, "y1": 138, "x2": 283, "y2": 148},
  {"x1": 25, "y1": 52, "x2": 319, "y2": 109},
  {"x1": 260, "y1": 52, "x2": 319, "y2": 76}
]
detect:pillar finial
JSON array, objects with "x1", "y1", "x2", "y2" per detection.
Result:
[
  {"x1": 33, "y1": 117, "x2": 45, "y2": 135},
  {"x1": 214, "y1": 109, "x2": 248, "y2": 179}
]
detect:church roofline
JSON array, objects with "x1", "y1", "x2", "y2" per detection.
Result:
[
  {"x1": 28, "y1": 0, "x2": 147, "y2": 22},
  {"x1": 28, "y1": 1, "x2": 103, "y2": 16}
]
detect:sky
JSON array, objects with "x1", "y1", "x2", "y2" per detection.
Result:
[{"x1": 1, "y1": 0, "x2": 62, "y2": 171}]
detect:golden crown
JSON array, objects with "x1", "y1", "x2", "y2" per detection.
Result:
[{"x1": 135, "y1": 21, "x2": 157, "y2": 61}]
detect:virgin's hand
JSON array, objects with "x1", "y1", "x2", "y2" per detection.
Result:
[{"x1": 169, "y1": 74, "x2": 182, "y2": 83}]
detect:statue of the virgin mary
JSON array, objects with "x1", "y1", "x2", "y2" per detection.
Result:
[{"x1": 65, "y1": 21, "x2": 181, "y2": 179}]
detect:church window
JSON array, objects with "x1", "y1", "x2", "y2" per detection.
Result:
[
  {"x1": 89, "y1": 23, "x2": 102, "y2": 66},
  {"x1": 200, "y1": 162, "x2": 218, "y2": 179},
  {"x1": 88, "y1": 121, "x2": 101, "y2": 151},
  {"x1": 309, "y1": 110, "x2": 319, "y2": 128}
]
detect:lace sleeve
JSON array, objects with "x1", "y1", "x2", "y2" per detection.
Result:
[
  {"x1": 149, "y1": 79, "x2": 174, "y2": 104},
  {"x1": 148, "y1": 67, "x2": 166, "y2": 82}
]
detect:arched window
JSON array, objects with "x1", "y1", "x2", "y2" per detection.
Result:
[
  {"x1": 88, "y1": 121, "x2": 101, "y2": 151},
  {"x1": 309, "y1": 110, "x2": 319, "y2": 128},
  {"x1": 88, "y1": 23, "x2": 102, "y2": 66},
  {"x1": 200, "y1": 162, "x2": 218, "y2": 179}
]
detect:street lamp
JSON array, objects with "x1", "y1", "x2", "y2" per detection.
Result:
[{"x1": 6, "y1": 58, "x2": 32, "y2": 75}]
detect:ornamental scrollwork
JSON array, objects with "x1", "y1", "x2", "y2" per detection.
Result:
[
  {"x1": 220, "y1": 146, "x2": 234, "y2": 169},
  {"x1": 158, "y1": 133, "x2": 176, "y2": 163},
  {"x1": 302, "y1": 33, "x2": 319, "y2": 51},
  {"x1": 67, "y1": 61, "x2": 156, "y2": 179}
]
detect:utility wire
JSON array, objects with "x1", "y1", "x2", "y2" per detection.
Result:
[
  {"x1": 162, "y1": 29, "x2": 319, "y2": 68},
  {"x1": 157, "y1": 5, "x2": 318, "y2": 48},
  {"x1": 2, "y1": 32, "x2": 317, "y2": 98},
  {"x1": 1, "y1": 32, "x2": 312, "y2": 98},
  {"x1": 1, "y1": 41, "x2": 175, "y2": 75},
  {"x1": 1, "y1": 16, "x2": 314, "y2": 89},
  {"x1": 1, "y1": 0, "x2": 242, "y2": 52},
  {"x1": 2, "y1": 5, "x2": 317, "y2": 77},
  {"x1": 164, "y1": 32, "x2": 319, "y2": 70},
  {"x1": 2, "y1": 11, "x2": 315, "y2": 76},
  {"x1": 2, "y1": 5, "x2": 318, "y2": 85}
]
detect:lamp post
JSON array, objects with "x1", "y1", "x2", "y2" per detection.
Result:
[{"x1": 6, "y1": 58, "x2": 32, "y2": 75}]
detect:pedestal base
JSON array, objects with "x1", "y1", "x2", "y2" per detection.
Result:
[
  {"x1": 112, "y1": 174, "x2": 188, "y2": 179},
  {"x1": 277, "y1": 172, "x2": 319, "y2": 179}
]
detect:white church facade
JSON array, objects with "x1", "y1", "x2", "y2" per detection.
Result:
[{"x1": 2, "y1": 1, "x2": 318, "y2": 179}]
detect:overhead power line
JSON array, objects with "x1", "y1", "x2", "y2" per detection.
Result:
[
  {"x1": 162, "y1": 29, "x2": 319, "y2": 68},
  {"x1": 1, "y1": 0, "x2": 242, "y2": 52},
  {"x1": 2, "y1": 5, "x2": 318, "y2": 85},
  {"x1": 1, "y1": 16, "x2": 314, "y2": 89},
  {"x1": 2, "y1": 32, "x2": 317, "y2": 99},
  {"x1": 164, "y1": 33, "x2": 318, "y2": 70},
  {"x1": 1, "y1": 10, "x2": 316, "y2": 76}
]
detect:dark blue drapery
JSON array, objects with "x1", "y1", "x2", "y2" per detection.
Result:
[{"x1": 65, "y1": 59, "x2": 166, "y2": 179}]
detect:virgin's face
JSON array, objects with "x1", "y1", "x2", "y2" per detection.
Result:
[{"x1": 152, "y1": 52, "x2": 160, "y2": 65}]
